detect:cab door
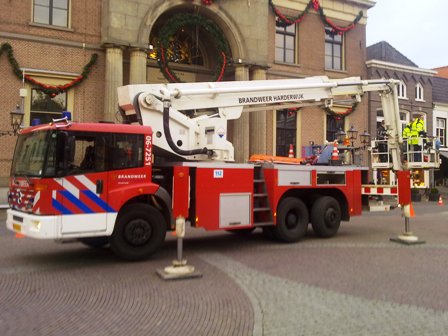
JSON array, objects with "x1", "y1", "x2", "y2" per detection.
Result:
[{"x1": 59, "y1": 132, "x2": 112, "y2": 235}]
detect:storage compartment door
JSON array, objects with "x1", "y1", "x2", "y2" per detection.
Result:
[{"x1": 219, "y1": 193, "x2": 251, "y2": 229}]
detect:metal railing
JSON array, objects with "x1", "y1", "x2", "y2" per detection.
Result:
[{"x1": 371, "y1": 137, "x2": 440, "y2": 170}]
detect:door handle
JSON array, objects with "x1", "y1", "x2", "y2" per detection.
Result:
[{"x1": 96, "y1": 180, "x2": 104, "y2": 194}]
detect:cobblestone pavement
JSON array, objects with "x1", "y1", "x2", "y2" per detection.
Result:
[{"x1": 1, "y1": 203, "x2": 448, "y2": 335}]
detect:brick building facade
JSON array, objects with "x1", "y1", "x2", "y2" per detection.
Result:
[
  {"x1": 0, "y1": 0, "x2": 374, "y2": 187},
  {"x1": 0, "y1": 0, "x2": 104, "y2": 185}
]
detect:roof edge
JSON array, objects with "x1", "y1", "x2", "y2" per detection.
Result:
[{"x1": 366, "y1": 60, "x2": 437, "y2": 76}]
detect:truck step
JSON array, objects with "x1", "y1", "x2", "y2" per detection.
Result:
[
  {"x1": 253, "y1": 207, "x2": 271, "y2": 212},
  {"x1": 254, "y1": 221, "x2": 275, "y2": 227}
]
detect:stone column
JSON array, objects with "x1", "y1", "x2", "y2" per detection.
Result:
[
  {"x1": 232, "y1": 64, "x2": 250, "y2": 163},
  {"x1": 104, "y1": 45, "x2": 123, "y2": 122},
  {"x1": 250, "y1": 66, "x2": 267, "y2": 155},
  {"x1": 129, "y1": 48, "x2": 147, "y2": 84}
]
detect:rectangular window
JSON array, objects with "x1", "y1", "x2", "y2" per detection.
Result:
[
  {"x1": 436, "y1": 118, "x2": 446, "y2": 147},
  {"x1": 276, "y1": 109, "x2": 297, "y2": 156},
  {"x1": 111, "y1": 134, "x2": 144, "y2": 170},
  {"x1": 275, "y1": 23, "x2": 296, "y2": 64},
  {"x1": 30, "y1": 89, "x2": 67, "y2": 125},
  {"x1": 326, "y1": 115, "x2": 345, "y2": 142},
  {"x1": 325, "y1": 27, "x2": 343, "y2": 70},
  {"x1": 33, "y1": 0, "x2": 69, "y2": 27}
]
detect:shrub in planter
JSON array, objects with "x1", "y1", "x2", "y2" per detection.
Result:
[
  {"x1": 411, "y1": 188, "x2": 422, "y2": 202},
  {"x1": 428, "y1": 188, "x2": 440, "y2": 202}
]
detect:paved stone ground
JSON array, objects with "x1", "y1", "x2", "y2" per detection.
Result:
[{"x1": 1, "y1": 203, "x2": 448, "y2": 335}]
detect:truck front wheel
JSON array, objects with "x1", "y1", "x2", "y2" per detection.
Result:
[
  {"x1": 110, "y1": 204, "x2": 167, "y2": 261},
  {"x1": 311, "y1": 196, "x2": 341, "y2": 238},
  {"x1": 274, "y1": 197, "x2": 309, "y2": 243}
]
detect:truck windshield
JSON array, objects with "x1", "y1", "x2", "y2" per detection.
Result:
[{"x1": 11, "y1": 131, "x2": 56, "y2": 177}]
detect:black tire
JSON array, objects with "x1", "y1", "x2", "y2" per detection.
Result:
[
  {"x1": 110, "y1": 203, "x2": 167, "y2": 261},
  {"x1": 79, "y1": 237, "x2": 109, "y2": 248},
  {"x1": 311, "y1": 196, "x2": 341, "y2": 238},
  {"x1": 274, "y1": 197, "x2": 309, "y2": 243}
]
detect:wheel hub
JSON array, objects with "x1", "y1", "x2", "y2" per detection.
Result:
[
  {"x1": 325, "y1": 209, "x2": 337, "y2": 226},
  {"x1": 286, "y1": 211, "x2": 298, "y2": 229},
  {"x1": 124, "y1": 219, "x2": 152, "y2": 246}
]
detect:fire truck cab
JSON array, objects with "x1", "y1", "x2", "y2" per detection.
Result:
[{"x1": 7, "y1": 76, "x2": 411, "y2": 260}]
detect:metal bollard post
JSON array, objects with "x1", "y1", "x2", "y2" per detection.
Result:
[{"x1": 156, "y1": 216, "x2": 202, "y2": 280}]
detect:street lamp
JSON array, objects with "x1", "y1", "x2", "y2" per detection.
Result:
[
  {"x1": 347, "y1": 125, "x2": 358, "y2": 147},
  {"x1": 11, "y1": 104, "x2": 25, "y2": 135},
  {"x1": 336, "y1": 128, "x2": 346, "y2": 143},
  {"x1": 360, "y1": 130, "x2": 371, "y2": 148},
  {"x1": 0, "y1": 104, "x2": 25, "y2": 137}
]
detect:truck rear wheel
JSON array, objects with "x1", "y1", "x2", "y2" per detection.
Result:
[
  {"x1": 311, "y1": 196, "x2": 341, "y2": 238},
  {"x1": 110, "y1": 203, "x2": 167, "y2": 261},
  {"x1": 274, "y1": 197, "x2": 308, "y2": 243}
]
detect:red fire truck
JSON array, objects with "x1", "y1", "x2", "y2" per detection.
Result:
[{"x1": 7, "y1": 76, "x2": 413, "y2": 260}]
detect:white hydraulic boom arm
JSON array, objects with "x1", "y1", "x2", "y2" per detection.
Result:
[{"x1": 117, "y1": 76, "x2": 402, "y2": 168}]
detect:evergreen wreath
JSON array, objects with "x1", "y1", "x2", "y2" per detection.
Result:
[
  {"x1": 0, "y1": 42, "x2": 98, "y2": 97},
  {"x1": 157, "y1": 13, "x2": 231, "y2": 83},
  {"x1": 269, "y1": 0, "x2": 363, "y2": 35}
]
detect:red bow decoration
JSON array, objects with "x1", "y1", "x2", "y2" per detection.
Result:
[{"x1": 312, "y1": 0, "x2": 320, "y2": 11}]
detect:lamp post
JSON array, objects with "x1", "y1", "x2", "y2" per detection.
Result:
[
  {"x1": 336, "y1": 128, "x2": 346, "y2": 143},
  {"x1": 0, "y1": 104, "x2": 25, "y2": 137},
  {"x1": 347, "y1": 125, "x2": 358, "y2": 147},
  {"x1": 11, "y1": 104, "x2": 25, "y2": 135},
  {"x1": 360, "y1": 130, "x2": 371, "y2": 149}
]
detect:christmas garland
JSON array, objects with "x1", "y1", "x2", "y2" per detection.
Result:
[
  {"x1": 157, "y1": 13, "x2": 230, "y2": 83},
  {"x1": 0, "y1": 42, "x2": 97, "y2": 96},
  {"x1": 269, "y1": 0, "x2": 363, "y2": 35},
  {"x1": 324, "y1": 101, "x2": 358, "y2": 116},
  {"x1": 186, "y1": 0, "x2": 214, "y2": 5}
]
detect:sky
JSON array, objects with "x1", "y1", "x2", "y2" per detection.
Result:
[{"x1": 366, "y1": 0, "x2": 447, "y2": 69}]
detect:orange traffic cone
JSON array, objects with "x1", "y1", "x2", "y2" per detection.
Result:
[
  {"x1": 409, "y1": 203, "x2": 415, "y2": 217},
  {"x1": 438, "y1": 195, "x2": 444, "y2": 206},
  {"x1": 288, "y1": 144, "x2": 294, "y2": 158},
  {"x1": 331, "y1": 140, "x2": 339, "y2": 161}
]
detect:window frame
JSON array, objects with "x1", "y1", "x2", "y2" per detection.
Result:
[
  {"x1": 398, "y1": 81, "x2": 407, "y2": 99},
  {"x1": 415, "y1": 83, "x2": 424, "y2": 101},
  {"x1": 32, "y1": 0, "x2": 70, "y2": 28},
  {"x1": 326, "y1": 115, "x2": 345, "y2": 142},
  {"x1": 275, "y1": 22, "x2": 297, "y2": 64},
  {"x1": 324, "y1": 26, "x2": 343, "y2": 71},
  {"x1": 30, "y1": 88, "x2": 68, "y2": 126},
  {"x1": 436, "y1": 117, "x2": 446, "y2": 147},
  {"x1": 276, "y1": 109, "x2": 297, "y2": 156}
]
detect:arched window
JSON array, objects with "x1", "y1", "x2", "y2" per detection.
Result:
[
  {"x1": 415, "y1": 83, "x2": 424, "y2": 101},
  {"x1": 398, "y1": 81, "x2": 407, "y2": 99}
]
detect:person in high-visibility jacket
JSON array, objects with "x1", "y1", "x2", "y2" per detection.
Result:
[
  {"x1": 402, "y1": 122, "x2": 412, "y2": 162},
  {"x1": 409, "y1": 116, "x2": 425, "y2": 161}
]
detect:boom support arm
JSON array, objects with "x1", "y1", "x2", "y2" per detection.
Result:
[{"x1": 117, "y1": 76, "x2": 402, "y2": 166}]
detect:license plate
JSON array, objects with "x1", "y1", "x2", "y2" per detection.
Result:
[{"x1": 13, "y1": 223, "x2": 21, "y2": 232}]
